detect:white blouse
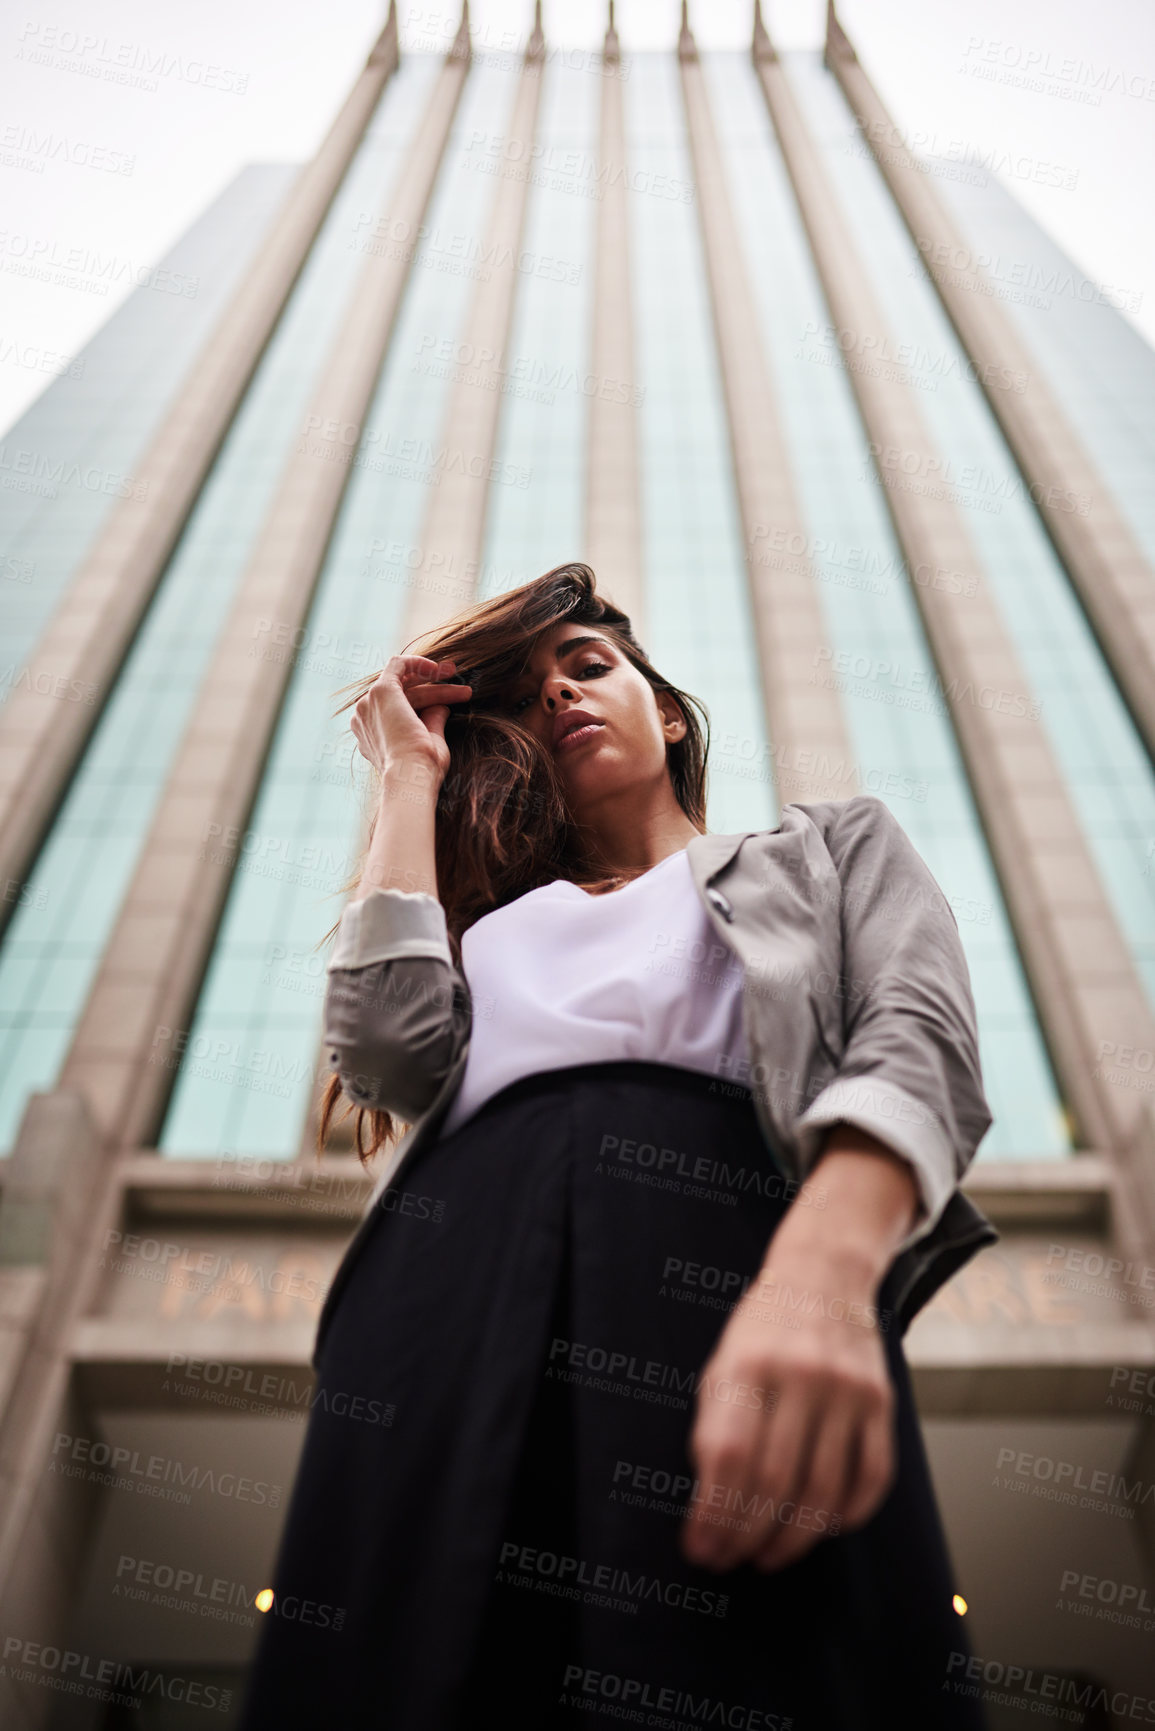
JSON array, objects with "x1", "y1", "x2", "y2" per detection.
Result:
[{"x1": 439, "y1": 846, "x2": 751, "y2": 1137}]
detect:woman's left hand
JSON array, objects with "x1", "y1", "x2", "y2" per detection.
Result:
[{"x1": 680, "y1": 1243, "x2": 897, "y2": 1574}]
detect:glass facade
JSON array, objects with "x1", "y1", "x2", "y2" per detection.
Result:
[
  {"x1": 704, "y1": 52, "x2": 1069, "y2": 1158},
  {"x1": 159, "y1": 58, "x2": 525, "y2": 1155},
  {"x1": 0, "y1": 163, "x2": 295, "y2": 675},
  {"x1": 930, "y1": 153, "x2": 1155, "y2": 568},
  {"x1": 0, "y1": 56, "x2": 439, "y2": 1151},
  {"x1": 785, "y1": 49, "x2": 1155, "y2": 1016},
  {"x1": 2, "y1": 37, "x2": 1149, "y2": 1166},
  {"x1": 480, "y1": 56, "x2": 599, "y2": 593},
  {"x1": 627, "y1": 53, "x2": 774, "y2": 841}
]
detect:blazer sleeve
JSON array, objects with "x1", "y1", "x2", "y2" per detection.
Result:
[
  {"x1": 323, "y1": 888, "x2": 471, "y2": 1122},
  {"x1": 792, "y1": 795, "x2": 995, "y2": 1257}
]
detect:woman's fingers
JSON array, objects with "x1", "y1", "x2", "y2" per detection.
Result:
[
  {"x1": 681, "y1": 1370, "x2": 767, "y2": 1569},
  {"x1": 404, "y1": 680, "x2": 473, "y2": 711},
  {"x1": 420, "y1": 704, "x2": 451, "y2": 746},
  {"x1": 681, "y1": 1284, "x2": 898, "y2": 1578},
  {"x1": 750, "y1": 1390, "x2": 856, "y2": 1571},
  {"x1": 376, "y1": 657, "x2": 472, "y2": 716},
  {"x1": 840, "y1": 1384, "x2": 897, "y2": 1531},
  {"x1": 735, "y1": 1367, "x2": 824, "y2": 1567},
  {"x1": 349, "y1": 655, "x2": 472, "y2": 773}
]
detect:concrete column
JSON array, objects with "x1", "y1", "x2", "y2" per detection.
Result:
[
  {"x1": 0, "y1": 1091, "x2": 107, "y2": 1727},
  {"x1": 823, "y1": 3, "x2": 1155, "y2": 769},
  {"x1": 679, "y1": 13, "x2": 857, "y2": 804},
  {"x1": 583, "y1": 3, "x2": 646, "y2": 631},
  {"x1": 53, "y1": 21, "x2": 470, "y2": 1151},
  {"x1": 0, "y1": 6, "x2": 403, "y2": 934},
  {"x1": 749, "y1": 12, "x2": 1155, "y2": 1253},
  {"x1": 403, "y1": 6, "x2": 547, "y2": 644}
]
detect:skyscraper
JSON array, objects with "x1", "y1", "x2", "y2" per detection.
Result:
[{"x1": 2, "y1": 1, "x2": 1154, "y2": 1719}]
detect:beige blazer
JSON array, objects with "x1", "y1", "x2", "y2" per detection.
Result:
[{"x1": 313, "y1": 794, "x2": 998, "y2": 1367}]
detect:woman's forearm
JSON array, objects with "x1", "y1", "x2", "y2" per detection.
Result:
[
  {"x1": 763, "y1": 1124, "x2": 922, "y2": 1295},
  {"x1": 349, "y1": 758, "x2": 443, "y2": 905}
]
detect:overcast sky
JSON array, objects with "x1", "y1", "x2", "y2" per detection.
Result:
[{"x1": 1, "y1": 0, "x2": 1152, "y2": 435}]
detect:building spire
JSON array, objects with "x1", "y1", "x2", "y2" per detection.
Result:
[
  {"x1": 823, "y1": 0, "x2": 857, "y2": 68},
  {"x1": 752, "y1": 0, "x2": 776, "y2": 63},
  {"x1": 449, "y1": 0, "x2": 471, "y2": 62},
  {"x1": 678, "y1": 0, "x2": 697, "y2": 61},
  {"x1": 527, "y1": 0, "x2": 545, "y2": 61},
  {"x1": 604, "y1": 0, "x2": 620, "y2": 65},
  {"x1": 367, "y1": 0, "x2": 400, "y2": 67}
]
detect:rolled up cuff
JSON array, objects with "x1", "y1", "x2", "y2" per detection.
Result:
[
  {"x1": 328, "y1": 888, "x2": 452, "y2": 971},
  {"x1": 794, "y1": 1075, "x2": 956, "y2": 1256}
]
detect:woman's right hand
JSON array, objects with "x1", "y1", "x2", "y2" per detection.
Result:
[{"x1": 350, "y1": 654, "x2": 472, "y2": 787}]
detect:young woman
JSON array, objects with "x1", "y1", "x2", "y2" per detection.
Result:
[{"x1": 240, "y1": 563, "x2": 996, "y2": 1730}]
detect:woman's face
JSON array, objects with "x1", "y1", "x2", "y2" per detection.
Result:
[{"x1": 498, "y1": 620, "x2": 687, "y2": 820}]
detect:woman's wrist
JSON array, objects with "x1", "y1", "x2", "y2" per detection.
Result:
[
  {"x1": 346, "y1": 757, "x2": 444, "y2": 904},
  {"x1": 760, "y1": 1128, "x2": 922, "y2": 1300},
  {"x1": 380, "y1": 753, "x2": 444, "y2": 803}
]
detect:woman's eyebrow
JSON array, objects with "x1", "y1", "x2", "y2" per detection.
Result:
[{"x1": 507, "y1": 635, "x2": 614, "y2": 693}]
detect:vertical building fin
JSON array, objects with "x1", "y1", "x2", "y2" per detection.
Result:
[
  {"x1": 450, "y1": 0, "x2": 471, "y2": 62},
  {"x1": 678, "y1": 0, "x2": 697, "y2": 61},
  {"x1": 527, "y1": 0, "x2": 546, "y2": 61},
  {"x1": 752, "y1": 0, "x2": 775, "y2": 64},
  {"x1": 367, "y1": 0, "x2": 399, "y2": 67},
  {"x1": 605, "y1": 0, "x2": 620, "y2": 64},
  {"x1": 678, "y1": 31, "x2": 855, "y2": 801},
  {"x1": 823, "y1": 0, "x2": 856, "y2": 69}
]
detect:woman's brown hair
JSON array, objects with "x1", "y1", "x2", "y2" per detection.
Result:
[{"x1": 315, "y1": 561, "x2": 710, "y2": 1166}]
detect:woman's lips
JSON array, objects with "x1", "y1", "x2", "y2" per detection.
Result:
[{"x1": 555, "y1": 720, "x2": 605, "y2": 755}]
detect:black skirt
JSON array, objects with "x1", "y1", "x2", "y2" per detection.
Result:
[{"x1": 239, "y1": 1060, "x2": 987, "y2": 1730}]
